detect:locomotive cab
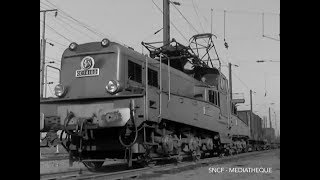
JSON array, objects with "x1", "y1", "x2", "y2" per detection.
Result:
[
  {"x1": 56, "y1": 40, "x2": 126, "y2": 99},
  {"x1": 40, "y1": 39, "x2": 148, "y2": 132}
]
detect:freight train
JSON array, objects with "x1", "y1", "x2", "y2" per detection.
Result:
[
  {"x1": 40, "y1": 35, "x2": 271, "y2": 170},
  {"x1": 238, "y1": 110, "x2": 266, "y2": 151}
]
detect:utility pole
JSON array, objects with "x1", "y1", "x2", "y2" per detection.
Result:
[
  {"x1": 249, "y1": 89, "x2": 253, "y2": 137},
  {"x1": 269, "y1": 107, "x2": 272, "y2": 129},
  {"x1": 163, "y1": 0, "x2": 170, "y2": 46},
  {"x1": 229, "y1": 63, "x2": 233, "y2": 100},
  {"x1": 40, "y1": 9, "x2": 57, "y2": 98},
  {"x1": 274, "y1": 112, "x2": 277, "y2": 137}
]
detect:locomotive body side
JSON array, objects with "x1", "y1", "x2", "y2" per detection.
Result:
[{"x1": 124, "y1": 50, "x2": 231, "y2": 141}]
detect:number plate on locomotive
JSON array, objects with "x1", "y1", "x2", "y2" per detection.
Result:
[
  {"x1": 76, "y1": 68, "x2": 99, "y2": 78},
  {"x1": 76, "y1": 56, "x2": 100, "y2": 78}
]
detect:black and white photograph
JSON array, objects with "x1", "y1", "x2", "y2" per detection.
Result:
[{"x1": 40, "y1": 0, "x2": 280, "y2": 179}]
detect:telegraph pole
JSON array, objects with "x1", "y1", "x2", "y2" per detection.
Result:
[
  {"x1": 163, "y1": 0, "x2": 170, "y2": 46},
  {"x1": 274, "y1": 112, "x2": 277, "y2": 137},
  {"x1": 40, "y1": 9, "x2": 57, "y2": 98},
  {"x1": 229, "y1": 63, "x2": 233, "y2": 100},
  {"x1": 269, "y1": 107, "x2": 272, "y2": 129},
  {"x1": 249, "y1": 89, "x2": 253, "y2": 136}
]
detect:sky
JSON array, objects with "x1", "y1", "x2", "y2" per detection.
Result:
[{"x1": 40, "y1": 0, "x2": 280, "y2": 136}]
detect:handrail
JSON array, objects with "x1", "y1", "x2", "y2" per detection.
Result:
[{"x1": 159, "y1": 54, "x2": 162, "y2": 120}]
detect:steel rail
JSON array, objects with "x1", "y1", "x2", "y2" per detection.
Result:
[{"x1": 40, "y1": 149, "x2": 277, "y2": 180}]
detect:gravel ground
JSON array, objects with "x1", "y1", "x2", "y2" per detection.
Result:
[
  {"x1": 40, "y1": 160, "x2": 85, "y2": 174},
  {"x1": 40, "y1": 146, "x2": 68, "y2": 155},
  {"x1": 40, "y1": 146, "x2": 122, "y2": 174},
  {"x1": 40, "y1": 158, "x2": 122, "y2": 174},
  {"x1": 140, "y1": 150, "x2": 280, "y2": 180}
]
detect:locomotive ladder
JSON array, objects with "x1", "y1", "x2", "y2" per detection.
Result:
[{"x1": 144, "y1": 54, "x2": 171, "y2": 122}]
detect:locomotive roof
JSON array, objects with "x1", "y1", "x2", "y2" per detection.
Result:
[{"x1": 62, "y1": 40, "x2": 227, "y2": 81}]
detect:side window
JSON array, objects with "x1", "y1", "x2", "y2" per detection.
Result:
[
  {"x1": 208, "y1": 90, "x2": 220, "y2": 107},
  {"x1": 220, "y1": 78, "x2": 228, "y2": 92},
  {"x1": 225, "y1": 78, "x2": 228, "y2": 92},
  {"x1": 209, "y1": 90, "x2": 214, "y2": 103},
  {"x1": 128, "y1": 60, "x2": 142, "y2": 83},
  {"x1": 220, "y1": 78, "x2": 224, "y2": 90},
  {"x1": 148, "y1": 68, "x2": 158, "y2": 87}
]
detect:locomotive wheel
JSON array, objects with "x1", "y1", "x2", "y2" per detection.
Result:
[{"x1": 83, "y1": 161, "x2": 104, "y2": 171}]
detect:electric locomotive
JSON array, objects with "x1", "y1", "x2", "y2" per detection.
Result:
[{"x1": 40, "y1": 34, "x2": 252, "y2": 169}]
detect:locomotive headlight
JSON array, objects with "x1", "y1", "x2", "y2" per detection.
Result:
[
  {"x1": 69, "y1": 42, "x2": 78, "y2": 51},
  {"x1": 106, "y1": 80, "x2": 120, "y2": 94},
  {"x1": 101, "y1": 38, "x2": 110, "y2": 47},
  {"x1": 54, "y1": 84, "x2": 66, "y2": 97}
]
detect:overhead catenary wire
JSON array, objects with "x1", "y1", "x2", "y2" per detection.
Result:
[
  {"x1": 42, "y1": 0, "x2": 130, "y2": 46},
  {"x1": 180, "y1": 1, "x2": 279, "y2": 16},
  {"x1": 47, "y1": 15, "x2": 84, "y2": 42},
  {"x1": 46, "y1": 38, "x2": 68, "y2": 49},
  {"x1": 41, "y1": 3, "x2": 96, "y2": 40},
  {"x1": 151, "y1": 0, "x2": 189, "y2": 43},
  {"x1": 171, "y1": 2, "x2": 200, "y2": 35},
  {"x1": 40, "y1": 19, "x2": 73, "y2": 42},
  {"x1": 40, "y1": 35, "x2": 67, "y2": 51},
  {"x1": 262, "y1": 13, "x2": 265, "y2": 37},
  {"x1": 175, "y1": 2, "x2": 279, "y2": 41},
  {"x1": 44, "y1": 0, "x2": 106, "y2": 39},
  {"x1": 170, "y1": 2, "x2": 211, "y2": 45},
  {"x1": 232, "y1": 71, "x2": 251, "y2": 91},
  {"x1": 41, "y1": 0, "x2": 55, "y2": 9},
  {"x1": 40, "y1": 1, "x2": 53, "y2": 9},
  {"x1": 224, "y1": 10, "x2": 226, "y2": 41},
  {"x1": 261, "y1": 12, "x2": 280, "y2": 41},
  {"x1": 48, "y1": 14, "x2": 96, "y2": 41},
  {"x1": 191, "y1": 0, "x2": 205, "y2": 34}
]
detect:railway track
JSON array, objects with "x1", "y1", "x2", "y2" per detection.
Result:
[
  {"x1": 40, "y1": 149, "x2": 277, "y2": 180},
  {"x1": 41, "y1": 154, "x2": 69, "y2": 162}
]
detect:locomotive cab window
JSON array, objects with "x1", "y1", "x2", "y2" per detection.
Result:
[
  {"x1": 128, "y1": 60, "x2": 142, "y2": 83},
  {"x1": 148, "y1": 68, "x2": 158, "y2": 87},
  {"x1": 208, "y1": 90, "x2": 220, "y2": 107}
]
